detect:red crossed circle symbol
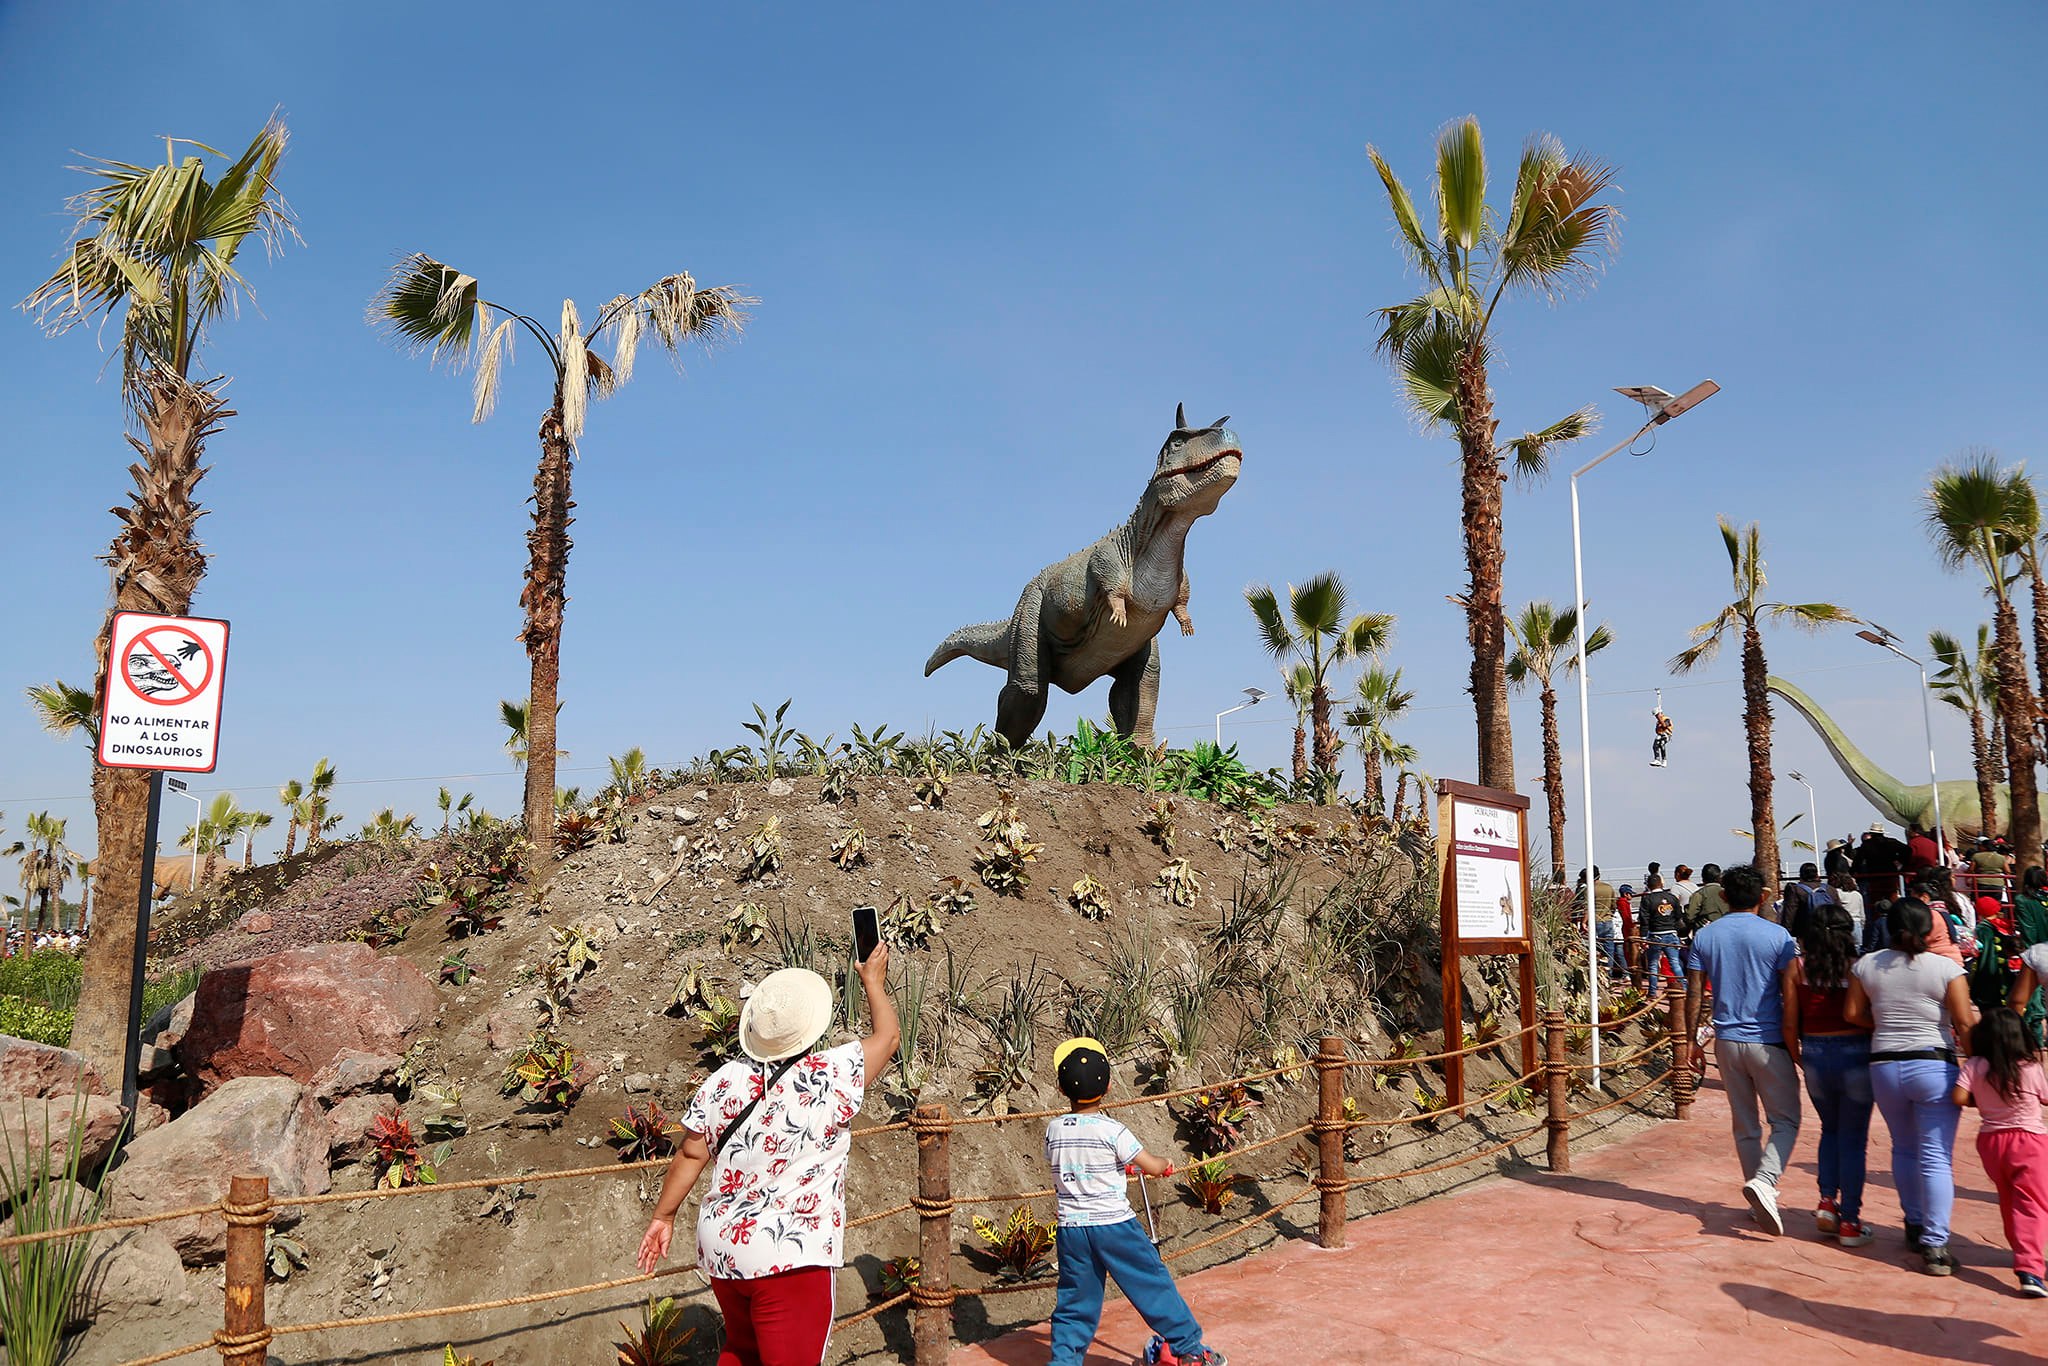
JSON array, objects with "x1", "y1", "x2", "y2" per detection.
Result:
[{"x1": 120, "y1": 625, "x2": 214, "y2": 706}]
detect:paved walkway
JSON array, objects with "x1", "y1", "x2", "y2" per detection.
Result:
[{"x1": 952, "y1": 1076, "x2": 2044, "y2": 1364}]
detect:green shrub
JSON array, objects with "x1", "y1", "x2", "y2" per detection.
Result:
[
  {"x1": 142, "y1": 965, "x2": 203, "y2": 1024},
  {"x1": 0, "y1": 1000, "x2": 75, "y2": 1048},
  {"x1": 0, "y1": 953, "x2": 82, "y2": 1013}
]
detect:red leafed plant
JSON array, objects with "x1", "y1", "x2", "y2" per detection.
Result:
[
  {"x1": 369, "y1": 1112, "x2": 448, "y2": 1188},
  {"x1": 607, "y1": 1103, "x2": 683, "y2": 1162}
]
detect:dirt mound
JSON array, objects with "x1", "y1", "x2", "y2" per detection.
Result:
[{"x1": 79, "y1": 773, "x2": 1662, "y2": 1365}]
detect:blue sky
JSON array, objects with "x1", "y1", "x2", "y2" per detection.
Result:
[{"x1": 3, "y1": 2, "x2": 2044, "y2": 885}]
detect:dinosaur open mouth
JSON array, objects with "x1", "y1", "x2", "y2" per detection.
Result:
[{"x1": 1157, "y1": 448, "x2": 1241, "y2": 481}]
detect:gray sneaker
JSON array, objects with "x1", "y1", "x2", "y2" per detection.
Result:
[{"x1": 1743, "y1": 1178, "x2": 1784, "y2": 1236}]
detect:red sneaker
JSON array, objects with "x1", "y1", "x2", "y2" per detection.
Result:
[
  {"x1": 1816, "y1": 1196, "x2": 1840, "y2": 1234},
  {"x1": 1836, "y1": 1219, "x2": 1874, "y2": 1248}
]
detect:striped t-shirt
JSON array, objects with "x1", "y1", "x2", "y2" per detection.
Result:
[{"x1": 1045, "y1": 1111, "x2": 1142, "y2": 1227}]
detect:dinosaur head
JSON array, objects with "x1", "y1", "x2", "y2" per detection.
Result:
[{"x1": 1150, "y1": 402, "x2": 1241, "y2": 515}]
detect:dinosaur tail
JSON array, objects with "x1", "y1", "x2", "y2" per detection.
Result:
[{"x1": 925, "y1": 622, "x2": 1009, "y2": 676}]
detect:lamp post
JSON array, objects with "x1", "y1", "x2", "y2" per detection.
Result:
[
  {"x1": 1856, "y1": 625, "x2": 1946, "y2": 862},
  {"x1": 166, "y1": 776, "x2": 202, "y2": 893},
  {"x1": 1572, "y1": 379, "x2": 1720, "y2": 1088},
  {"x1": 1786, "y1": 770, "x2": 1819, "y2": 872},
  {"x1": 1215, "y1": 687, "x2": 1267, "y2": 746}
]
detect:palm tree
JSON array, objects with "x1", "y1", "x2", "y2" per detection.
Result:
[
  {"x1": 1931, "y1": 625, "x2": 2000, "y2": 838},
  {"x1": 22, "y1": 119, "x2": 294, "y2": 1072},
  {"x1": 25, "y1": 681, "x2": 99, "y2": 748},
  {"x1": 1926, "y1": 454, "x2": 2042, "y2": 862},
  {"x1": 609, "y1": 747, "x2": 649, "y2": 799},
  {"x1": 1368, "y1": 117, "x2": 1616, "y2": 791},
  {"x1": 241, "y1": 810, "x2": 273, "y2": 869},
  {"x1": 10, "y1": 813, "x2": 79, "y2": 936},
  {"x1": 501, "y1": 699, "x2": 534, "y2": 771},
  {"x1": 436, "y1": 786, "x2": 474, "y2": 836},
  {"x1": 1506, "y1": 600, "x2": 1613, "y2": 882},
  {"x1": 1669, "y1": 519, "x2": 1855, "y2": 889},
  {"x1": 302, "y1": 758, "x2": 338, "y2": 852},
  {"x1": 72, "y1": 856, "x2": 93, "y2": 931},
  {"x1": 181, "y1": 794, "x2": 247, "y2": 886},
  {"x1": 373, "y1": 258, "x2": 750, "y2": 851},
  {"x1": 1281, "y1": 662, "x2": 1315, "y2": 785},
  {"x1": 1246, "y1": 573, "x2": 1393, "y2": 798},
  {"x1": 277, "y1": 777, "x2": 305, "y2": 859},
  {"x1": 1342, "y1": 664, "x2": 1418, "y2": 818}
]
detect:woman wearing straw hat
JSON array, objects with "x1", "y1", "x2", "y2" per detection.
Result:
[{"x1": 636, "y1": 945, "x2": 898, "y2": 1365}]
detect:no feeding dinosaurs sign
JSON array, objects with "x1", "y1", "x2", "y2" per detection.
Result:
[{"x1": 97, "y1": 611, "x2": 230, "y2": 773}]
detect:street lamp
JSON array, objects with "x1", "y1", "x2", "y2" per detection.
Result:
[
  {"x1": 1215, "y1": 687, "x2": 1267, "y2": 746},
  {"x1": 1785, "y1": 770, "x2": 1819, "y2": 871},
  {"x1": 166, "y1": 776, "x2": 202, "y2": 894},
  {"x1": 1856, "y1": 625, "x2": 1946, "y2": 861},
  {"x1": 1572, "y1": 379, "x2": 1720, "y2": 1087}
]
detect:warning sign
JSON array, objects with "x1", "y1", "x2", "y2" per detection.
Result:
[{"x1": 97, "y1": 612, "x2": 230, "y2": 773}]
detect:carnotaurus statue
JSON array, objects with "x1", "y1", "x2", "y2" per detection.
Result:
[{"x1": 925, "y1": 405, "x2": 1241, "y2": 748}]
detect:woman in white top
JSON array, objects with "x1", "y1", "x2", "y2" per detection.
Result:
[
  {"x1": 1830, "y1": 871, "x2": 1867, "y2": 947},
  {"x1": 1845, "y1": 898, "x2": 1977, "y2": 1277}
]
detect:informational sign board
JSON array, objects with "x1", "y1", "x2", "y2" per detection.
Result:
[
  {"x1": 1435, "y1": 779, "x2": 1537, "y2": 1103},
  {"x1": 96, "y1": 612, "x2": 230, "y2": 774}
]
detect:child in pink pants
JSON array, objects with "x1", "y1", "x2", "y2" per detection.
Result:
[{"x1": 1955, "y1": 1008, "x2": 2048, "y2": 1296}]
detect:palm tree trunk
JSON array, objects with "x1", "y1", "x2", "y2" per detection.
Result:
[
  {"x1": 1309, "y1": 684, "x2": 1337, "y2": 795},
  {"x1": 1742, "y1": 622, "x2": 1780, "y2": 891},
  {"x1": 1971, "y1": 707, "x2": 1999, "y2": 838},
  {"x1": 1539, "y1": 684, "x2": 1567, "y2": 884},
  {"x1": 282, "y1": 817, "x2": 299, "y2": 860},
  {"x1": 1993, "y1": 596, "x2": 2042, "y2": 863},
  {"x1": 522, "y1": 404, "x2": 575, "y2": 853},
  {"x1": 1454, "y1": 345, "x2": 1514, "y2": 791},
  {"x1": 1993, "y1": 712, "x2": 2009, "y2": 781},
  {"x1": 243, "y1": 836, "x2": 255, "y2": 870},
  {"x1": 1363, "y1": 748, "x2": 1384, "y2": 818},
  {"x1": 2029, "y1": 554, "x2": 2048, "y2": 725},
  {"x1": 76, "y1": 874, "x2": 90, "y2": 930},
  {"x1": 1291, "y1": 722, "x2": 1307, "y2": 785},
  {"x1": 1393, "y1": 772, "x2": 1410, "y2": 821},
  {"x1": 72, "y1": 380, "x2": 221, "y2": 1079}
]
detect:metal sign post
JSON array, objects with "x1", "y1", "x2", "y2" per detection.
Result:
[
  {"x1": 96, "y1": 611, "x2": 230, "y2": 1117},
  {"x1": 1435, "y1": 779, "x2": 1538, "y2": 1105}
]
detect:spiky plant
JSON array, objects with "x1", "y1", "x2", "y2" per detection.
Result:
[
  {"x1": 614, "y1": 1295, "x2": 695, "y2": 1366},
  {"x1": 374, "y1": 255, "x2": 750, "y2": 851}
]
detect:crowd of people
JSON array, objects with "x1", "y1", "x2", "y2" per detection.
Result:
[{"x1": 1582, "y1": 829, "x2": 2048, "y2": 1296}]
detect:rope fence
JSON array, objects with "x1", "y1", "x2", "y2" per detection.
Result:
[{"x1": 85, "y1": 999, "x2": 1685, "y2": 1366}]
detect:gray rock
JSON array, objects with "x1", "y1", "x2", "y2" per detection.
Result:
[
  {"x1": 327, "y1": 1092, "x2": 400, "y2": 1159},
  {"x1": 142, "y1": 992, "x2": 197, "y2": 1049},
  {"x1": 0, "y1": 1036, "x2": 108, "y2": 1099},
  {"x1": 646, "y1": 806, "x2": 666, "y2": 821},
  {"x1": 109, "y1": 1076, "x2": 330, "y2": 1264},
  {"x1": 0, "y1": 1095, "x2": 125, "y2": 1196},
  {"x1": 136, "y1": 1043, "x2": 179, "y2": 1083},
  {"x1": 622, "y1": 1073, "x2": 655, "y2": 1094},
  {"x1": 79, "y1": 1223, "x2": 186, "y2": 1319},
  {"x1": 767, "y1": 779, "x2": 795, "y2": 797},
  {"x1": 675, "y1": 808, "x2": 702, "y2": 826},
  {"x1": 308, "y1": 1050, "x2": 402, "y2": 1108}
]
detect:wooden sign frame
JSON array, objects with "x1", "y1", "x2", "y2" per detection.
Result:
[{"x1": 1435, "y1": 779, "x2": 1539, "y2": 1105}]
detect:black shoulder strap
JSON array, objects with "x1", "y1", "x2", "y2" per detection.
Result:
[{"x1": 712, "y1": 1052, "x2": 808, "y2": 1159}]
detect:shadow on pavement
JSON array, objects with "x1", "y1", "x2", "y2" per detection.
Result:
[{"x1": 1720, "y1": 1280, "x2": 2036, "y2": 1366}]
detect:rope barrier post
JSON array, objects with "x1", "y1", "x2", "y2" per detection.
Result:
[
  {"x1": 1543, "y1": 1011, "x2": 1571, "y2": 1174},
  {"x1": 1665, "y1": 989, "x2": 1693, "y2": 1120},
  {"x1": 1315, "y1": 1034, "x2": 1346, "y2": 1248},
  {"x1": 910, "y1": 1104, "x2": 956, "y2": 1366},
  {"x1": 218, "y1": 1175, "x2": 271, "y2": 1365}
]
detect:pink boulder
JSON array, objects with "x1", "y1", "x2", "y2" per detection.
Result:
[
  {"x1": 176, "y1": 943, "x2": 437, "y2": 1094},
  {"x1": 0, "y1": 1037, "x2": 109, "y2": 1100}
]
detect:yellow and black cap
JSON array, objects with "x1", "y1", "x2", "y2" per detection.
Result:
[{"x1": 1053, "y1": 1036, "x2": 1111, "y2": 1101}]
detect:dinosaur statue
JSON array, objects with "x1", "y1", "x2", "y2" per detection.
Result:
[
  {"x1": 1767, "y1": 674, "x2": 2005, "y2": 840},
  {"x1": 925, "y1": 405, "x2": 1241, "y2": 748}
]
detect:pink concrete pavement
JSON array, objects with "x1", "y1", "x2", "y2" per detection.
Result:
[{"x1": 951, "y1": 1077, "x2": 2045, "y2": 1364}]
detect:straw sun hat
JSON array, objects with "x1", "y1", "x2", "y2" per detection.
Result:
[{"x1": 739, "y1": 969, "x2": 833, "y2": 1062}]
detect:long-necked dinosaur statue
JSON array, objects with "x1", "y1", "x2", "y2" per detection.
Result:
[
  {"x1": 925, "y1": 405, "x2": 1241, "y2": 748},
  {"x1": 1766, "y1": 674, "x2": 2005, "y2": 839}
]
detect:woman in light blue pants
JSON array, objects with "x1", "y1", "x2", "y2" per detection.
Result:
[{"x1": 1848, "y1": 898, "x2": 1979, "y2": 1275}]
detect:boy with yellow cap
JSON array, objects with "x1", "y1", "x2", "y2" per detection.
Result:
[{"x1": 1045, "y1": 1037, "x2": 1227, "y2": 1366}]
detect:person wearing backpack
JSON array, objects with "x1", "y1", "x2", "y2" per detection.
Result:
[
  {"x1": 635, "y1": 948, "x2": 899, "y2": 1366},
  {"x1": 1785, "y1": 863, "x2": 1836, "y2": 941}
]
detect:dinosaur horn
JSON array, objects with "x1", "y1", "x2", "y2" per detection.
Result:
[
  {"x1": 1213, "y1": 416, "x2": 1230, "y2": 429},
  {"x1": 1175, "y1": 402, "x2": 1187, "y2": 431}
]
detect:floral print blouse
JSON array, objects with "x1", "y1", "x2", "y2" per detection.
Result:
[{"x1": 679, "y1": 1040, "x2": 865, "y2": 1280}]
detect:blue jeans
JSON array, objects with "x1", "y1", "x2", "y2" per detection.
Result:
[
  {"x1": 1050, "y1": 1218, "x2": 1207, "y2": 1364},
  {"x1": 1646, "y1": 931, "x2": 1684, "y2": 983},
  {"x1": 1801, "y1": 1035, "x2": 1874, "y2": 1222},
  {"x1": 1871, "y1": 1057, "x2": 1962, "y2": 1247},
  {"x1": 1597, "y1": 918, "x2": 1626, "y2": 975}
]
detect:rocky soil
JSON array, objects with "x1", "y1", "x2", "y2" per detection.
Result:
[{"x1": 53, "y1": 773, "x2": 1665, "y2": 1366}]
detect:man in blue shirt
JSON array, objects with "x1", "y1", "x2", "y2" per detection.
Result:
[{"x1": 1684, "y1": 864, "x2": 1802, "y2": 1235}]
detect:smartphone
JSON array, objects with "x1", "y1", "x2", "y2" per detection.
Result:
[{"x1": 852, "y1": 905, "x2": 881, "y2": 964}]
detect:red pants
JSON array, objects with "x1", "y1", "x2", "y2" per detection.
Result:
[
  {"x1": 1977, "y1": 1128, "x2": 2048, "y2": 1274},
  {"x1": 709, "y1": 1266, "x2": 835, "y2": 1366}
]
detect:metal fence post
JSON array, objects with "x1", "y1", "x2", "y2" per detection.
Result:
[
  {"x1": 1315, "y1": 1034, "x2": 1347, "y2": 1248},
  {"x1": 1666, "y1": 990, "x2": 1694, "y2": 1120},
  {"x1": 910, "y1": 1103, "x2": 956, "y2": 1366},
  {"x1": 217, "y1": 1174, "x2": 271, "y2": 1365},
  {"x1": 1544, "y1": 1010, "x2": 1571, "y2": 1173}
]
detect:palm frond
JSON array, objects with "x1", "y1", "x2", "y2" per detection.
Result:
[
  {"x1": 1498, "y1": 136, "x2": 1620, "y2": 296},
  {"x1": 1244, "y1": 585, "x2": 1292, "y2": 658},
  {"x1": 25, "y1": 681, "x2": 98, "y2": 746},
  {"x1": 1384, "y1": 315, "x2": 1480, "y2": 427},
  {"x1": 604, "y1": 292, "x2": 643, "y2": 387},
  {"x1": 1669, "y1": 607, "x2": 1740, "y2": 674},
  {"x1": 1338, "y1": 611, "x2": 1395, "y2": 660},
  {"x1": 1925, "y1": 451, "x2": 2033, "y2": 592},
  {"x1": 1433, "y1": 116, "x2": 1487, "y2": 255},
  {"x1": 1762, "y1": 601, "x2": 1857, "y2": 632},
  {"x1": 1365, "y1": 146, "x2": 1442, "y2": 285},
  {"x1": 559, "y1": 298, "x2": 588, "y2": 440},
  {"x1": 371, "y1": 254, "x2": 483, "y2": 359},
  {"x1": 1289, "y1": 571, "x2": 1347, "y2": 637},
  {"x1": 1499, "y1": 405, "x2": 1598, "y2": 485}
]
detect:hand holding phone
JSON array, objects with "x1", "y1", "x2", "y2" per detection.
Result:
[{"x1": 852, "y1": 905, "x2": 881, "y2": 964}]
